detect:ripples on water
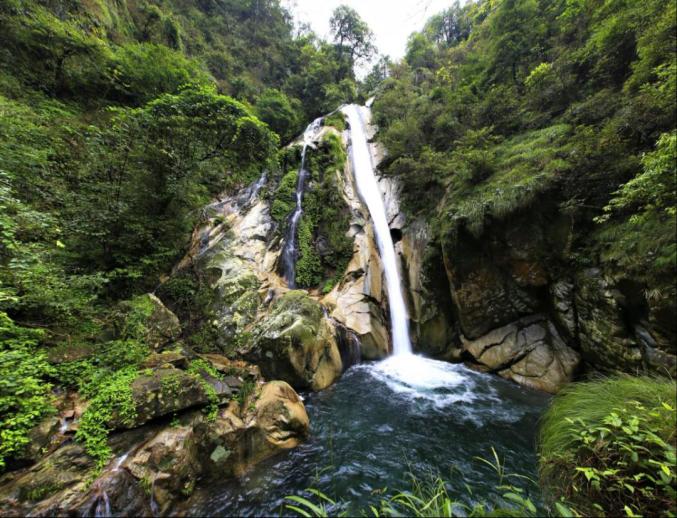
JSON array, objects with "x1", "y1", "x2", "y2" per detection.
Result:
[{"x1": 185, "y1": 355, "x2": 549, "y2": 516}]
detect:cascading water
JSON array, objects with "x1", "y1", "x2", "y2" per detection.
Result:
[
  {"x1": 184, "y1": 105, "x2": 551, "y2": 517},
  {"x1": 343, "y1": 104, "x2": 412, "y2": 356},
  {"x1": 280, "y1": 117, "x2": 323, "y2": 288}
]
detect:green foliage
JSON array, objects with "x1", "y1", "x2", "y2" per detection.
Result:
[
  {"x1": 372, "y1": 0, "x2": 675, "y2": 305},
  {"x1": 539, "y1": 377, "x2": 677, "y2": 517},
  {"x1": 595, "y1": 132, "x2": 677, "y2": 288},
  {"x1": 188, "y1": 359, "x2": 222, "y2": 420},
  {"x1": 255, "y1": 88, "x2": 302, "y2": 144},
  {"x1": 283, "y1": 132, "x2": 351, "y2": 290},
  {"x1": 110, "y1": 43, "x2": 211, "y2": 104},
  {"x1": 0, "y1": 312, "x2": 55, "y2": 470},
  {"x1": 75, "y1": 367, "x2": 138, "y2": 468},
  {"x1": 329, "y1": 5, "x2": 376, "y2": 79},
  {"x1": 271, "y1": 170, "x2": 299, "y2": 226},
  {"x1": 295, "y1": 217, "x2": 323, "y2": 288},
  {"x1": 323, "y1": 111, "x2": 346, "y2": 132}
]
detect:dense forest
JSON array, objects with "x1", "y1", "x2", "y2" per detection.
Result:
[{"x1": 0, "y1": 0, "x2": 675, "y2": 517}]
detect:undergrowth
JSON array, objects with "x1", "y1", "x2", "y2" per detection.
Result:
[{"x1": 538, "y1": 376, "x2": 676, "y2": 517}]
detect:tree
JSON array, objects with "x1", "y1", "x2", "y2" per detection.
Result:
[
  {"x1": 361, "y1": 55, "x2": 391, "y2": 95},
  {"x1": 424, "y1": 1, "x2": 471, "y2": 48},
  {"x1": 329, "y1": 5, "x2": 376, "y2": 79},
  {"x1": 254, "y1": 88, "x2": 302, "y2": 143}
]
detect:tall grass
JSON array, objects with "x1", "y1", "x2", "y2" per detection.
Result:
[{"x1": 538, "y1": 376, "x2": 676, "y2": 516}]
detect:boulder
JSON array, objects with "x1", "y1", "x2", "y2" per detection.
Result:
[
  {"x1": 109, "y1": 368, "x2": 210, "y2": 430},
  {"x1": 246, "y1": 291, "x2": 342, "y2": 390},
  {"x1": 139, "y1": 294, "x2": 182, "y2": 351},
  {"x1": 125, "y1": 413, "x2": 203, "y2": 515},
  {"x1": 197, "y1": 381, "x2": 309, "y2": 478},
  {"x1": 462, "y1": 315, "x2": 580, "y2": 393},
  {"x1": 0, "y1": 444, "x2": 96, "y2": 517}
]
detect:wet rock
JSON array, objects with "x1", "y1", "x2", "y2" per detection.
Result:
[
  {"x1": 199, "y1": 353, "x2": 262, "y2": 380},
  {"x1": 400, "y1": 219, "x2": 459, "y2": 359},
  {"x1": 126, "y1": 413, "x2": 203, "y2": 515},
  {"x1": 0, "y1": 444, "x2": 96, "y2": 516},
  {"x1": 142, "y1": 349, "x2": 190, "y2": 370},
  {"x1": 574, "y1": 269, "x2": 644, "y2": 371},
  {"x1": 252, "y1": 380, "x2": 309, "y2": 451},
  {"x1": 550, "y1": 280, "x2": 578, "y2": 340},
  {"x1": 197, "y1": 381, "x2": 309, "y2": 479},
  {"x1": 72, "y1": 469, "x2": 151, "y2": 518},
  {"x1": 203, "y1": 252, "x2": 262, "y2": 349},
  {"x1": 462, "y1": 315, "x2": 580, "y2": 393},
  {"x1": 440, "y1": 214, "x2": 556, "y2": 340},
  {"x1": 247, "y1": 291, "x2": 342, "y2": 390}
]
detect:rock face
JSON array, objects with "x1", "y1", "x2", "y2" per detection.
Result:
[
  {"x1": 462, "y1": 315, "x2": 580, "y2": 393},
  {"x1": 246, "y1": 291, "x2": 343, "y2": 390},
  {"x1": 400, "y1": 218, "x2": 459, "y2": 360},
  {"x1": 401, "y1": 201, "x2": 677, "y2": 387}
]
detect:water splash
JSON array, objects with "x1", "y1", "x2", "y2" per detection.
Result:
[
  {"x1": 280, "y1": 117, "x2": 323, "y2": 288},
  {"x1": 111, "y1": 450, "x2": 131, "y2": 472},
  {"x1": 343, "y1": 104, "x2": 412, "y2": 356},
  {"x1": 93, "y1": 486, "x2": 111, "y2": 518}
]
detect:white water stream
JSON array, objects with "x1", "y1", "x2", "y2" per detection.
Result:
[
  {"x1": 280, "y1": 117, "x2": 323, "y2": 288},
  {"x1": 343, "y1": 104, "x2": 413, "y2": 356}
]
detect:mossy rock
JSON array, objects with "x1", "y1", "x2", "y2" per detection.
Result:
[
  {"x1": 246, "y1": 291, "x2": 342, "y2": 390},
  {"x1": 108, "y1": 368, "x2": 209, "y2": 429},
  {"x1": 114, "y1": 294, "x2": 181, "y2": 351}
]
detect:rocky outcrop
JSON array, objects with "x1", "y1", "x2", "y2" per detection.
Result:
[
  {"x1": 133, "y1": 294, "x2": 182, "y2": 351},
  {"x1": 406, "y1": 201, "x2": 677, "y2": 384},
  {"x1": 462, "y1": 315, "x2": 580, "y2": 393},
  {"x1": 0, "y1": 379, "x2": 308, "y2": 516},
  {"x1": 245, "y1": 291, "x2": 343, "y2": 390},
  {"x1": 399, "y1": 218, "x2": 459, "y2": 360},
  {"x1": 110, "y1": 368, "x2": 211, "y2": 429}
]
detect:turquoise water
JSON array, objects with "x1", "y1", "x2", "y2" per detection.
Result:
[{"x1": 186, "y1": 356, "x2": 550, "y2": 516}]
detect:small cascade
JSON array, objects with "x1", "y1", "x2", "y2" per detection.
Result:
[
  {"x1": 343, "y1": 104, "x2": 413, "y2": 356},
  {"x1": 92, "y1": 485, "x2": 112, "y2": 518},
  {"x1": 111, "y1": 450, "x2": 131, "y2": 472},
  {"x1": 237, "y1": 169, "x2": 268, "y2": 207},
  {"x1": 280, "y1": 117, "x2": 323, "y2": 288},
  {"x1": 149, "y1": 477, "x2": 159, "y2": 517}
]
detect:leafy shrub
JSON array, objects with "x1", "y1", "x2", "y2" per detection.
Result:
[
  {"x1": 595, "y1": 131, "x2": 676, "y2": 295},
  {"x1": 75, "y1": 367, "x2": 138, "y2": 468},
  {"x1": 539, "y1": 377, "x2": 677, "y2": 517},
  {"x1": 0, "y1": 312, "x2": 55, "y2": 470},
  {"x1": 255, "y1": 88, "x2": 302, "y2": 143},
  {"x1": 323, "y1": 111, "x2": 346, "y2": 131},
  {"x1": 271, "y1": 170, "x2": 298, "y2": 225},
  {"x1": 110, "y1": 43, "x2": 211, "y2": 104}
]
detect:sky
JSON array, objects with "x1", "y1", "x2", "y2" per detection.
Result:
[{"x1": 283, "y1": 0, "x2": 455, "y2": 65}]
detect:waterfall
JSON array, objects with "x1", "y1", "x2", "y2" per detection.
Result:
[
  {"x1": 343, "y1": 104, "x2": 412, "y2": 356},
  {"x1": 280, "y1": 117, "x2": 323, "y2": 288}
]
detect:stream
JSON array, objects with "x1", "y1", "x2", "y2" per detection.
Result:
[{"x1": 185, "y1": 355, "x2": 549, "y2": 516}]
